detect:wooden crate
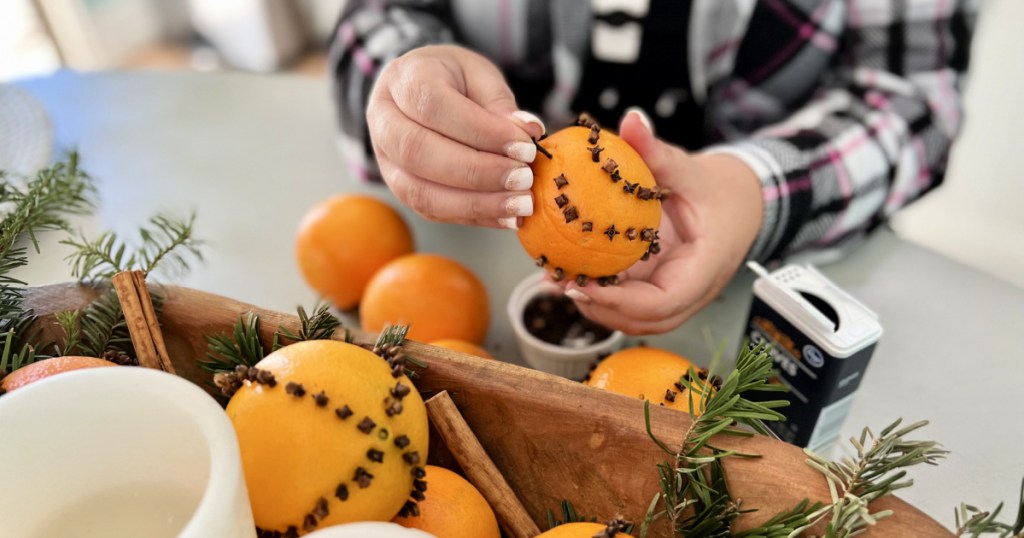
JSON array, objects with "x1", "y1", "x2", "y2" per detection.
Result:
[{"x1": 23, "y1": 283, "x2": 951, "y2": 537}]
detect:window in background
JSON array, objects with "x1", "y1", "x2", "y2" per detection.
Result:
[{"x1": 0, "y1": 0, "x2": 61, "y2": 82}]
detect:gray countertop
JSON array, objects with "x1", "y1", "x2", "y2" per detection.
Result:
[{"x1": 14, "y1": 71, "x2": 1024, "y2": 530}]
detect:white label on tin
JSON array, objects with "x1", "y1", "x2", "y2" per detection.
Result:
[{"x1": 807, "y1": 392, "x2": 856, "y2": 452}]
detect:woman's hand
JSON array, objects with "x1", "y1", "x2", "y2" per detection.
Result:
[
  {"x1": 367, "y1": 45, "x2": 544, "y2": 228},
  {"x1": 558, "y1": 110, "x2": 765, "y2": 335}
]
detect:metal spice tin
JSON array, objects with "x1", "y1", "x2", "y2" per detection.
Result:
[{"x1": 743, "y1": 263, "x2": 883, "y2": 452}]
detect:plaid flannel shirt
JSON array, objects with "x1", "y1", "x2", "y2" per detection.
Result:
[{"x1": 329, "y1": 0, "x2": 976, "y2": 262}]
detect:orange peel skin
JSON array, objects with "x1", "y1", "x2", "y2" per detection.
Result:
[{"x1": 518, "y1": 125, "x2": 662, "y2": 284}]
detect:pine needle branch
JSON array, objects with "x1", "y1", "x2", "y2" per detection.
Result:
[
  {"x1": 62, "y1": 213, "x2": 202, "y2": 282},
  {"x1": 53, "y1": 310, "x2": 82, "y2": 356},
  {"x1": 272, "y1": 303, "x2": 344, "y2": 350},
  {"x1": 546, "y1": 500, "x2": 598, "y2": 529},
  {"x1": 198, "y1": 312, "x2": 266, "y2": 374},
  {"x1": 0, "y1": 154, "x2": 94, "y2": 371},
  {"x1": 77, "y1": 287, "x2": 136, "y2": 358}
]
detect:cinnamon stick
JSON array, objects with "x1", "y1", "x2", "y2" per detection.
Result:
[
  {"x1": 424, "y1": 391, "x2": 540, "y2": 538},
  {"x1": 111, "y1": 270, "x2": 175, "y2": 374}
]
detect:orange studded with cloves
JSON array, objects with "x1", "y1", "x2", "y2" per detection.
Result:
[
  {"x1": 227, "y1": 340, "x2": 429, "y2": 535},
  {"x1": 518, "y1": 121, "x2": 663, "y2": 284}
]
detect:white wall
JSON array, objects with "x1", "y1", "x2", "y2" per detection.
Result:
[{"x1": 890, "y1": 0, "x2": 1024, "y2": 288}]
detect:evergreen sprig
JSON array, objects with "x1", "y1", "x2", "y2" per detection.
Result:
[
  {"x1": 547, "y1": 500, "x2": 598, "y2": 529},
  {"x1": 198, "y1": 311, "x2": 265, "y2": 374},
  {"x1": 272, "y1": 303, "x2": 345, "y2": 350},
  {"x1": 734, "y1": 499, "x2": 825, "y2": 538},
  {"x1": 53, "y1": 310, "x2": 82, "y2": 357},
  {"x1": 76, "y1": 287, "x2": 139, "y2": 358},
  {"x1": 642, "y1": 343, "x2": 792, "y2": 538},
  {"x1": 955, "y1": 478, "x2": 1024, "y2": 537},
  {"x1": 796, "y1": 419, "x2": 948, "y2": 537},
  {"x1": 0, "y1": 154, "x2": 94, "y2": 373},
  {"x1": 62, "y1": 213, "x2": 202, "y2": 282}
]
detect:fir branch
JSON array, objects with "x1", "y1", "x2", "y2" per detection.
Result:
[
  {"x1": 62, "y1": 213, "x2": 202, "y2": 282},
  {"x1": 374, "y1": 324, "x2": 410, "y2": 351},
  {"x1": 368, "y1": 324, "x2": 426, "y2": 379},
  {"x1": 198, "y1": 312, "x2": 266, "y2": 374},
  {"x1": 77, "y1": 287, "x2": 135, "y2": 358},
  {"x1": 272, "y1": 303, "x2": 344, "y2": 350},
  {"x1": 799, "y1": 419, "x2": 948, "y2": 537},
  {"x1": 954, "y1": 478, "x2": 1024, "y2": 537},
  {"x1": 53, "y1": 310, "x2": 82, "y2": 356},
  {"x1": 546, "y1": 500, "x2": 598, "y2": 529},
  {"x1": 1, "y1": 328, "x2": 39, "y2": 378},
  {"x1": 0, "y1": 313, "x2": 47, "y2": 376},
  {"x1": 0, "y1": 155, "x2": 93, "y2": 368}
]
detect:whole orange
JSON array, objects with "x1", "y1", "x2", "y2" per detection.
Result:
[
  {"x1": 361, "y1": 254, "x2": 490, "y2": 344},
  {"x1": 518, "y1": 123, "x2": 662, "y2": 284},
  {"x1": 428, "y1": 339, "x2": 494, "y2": 360},
  {"x1": 227, "y1": 340, "x2": 429, "y2": 534},
  {"x1": 536, "y1": 522, "x2": 635, "y2": 537},
  {"x1": 296, "y1": 195, "x2": 414, "y2": 310},
  {"x1": 392, "y1": 465, "x2": 499, "y2": 538},
  {"x1": 0, "y1": 356, "x2": 115, "y2": 393},
  {"x1": 584, "y1": 347, "x2": 713, "y2": 416}
]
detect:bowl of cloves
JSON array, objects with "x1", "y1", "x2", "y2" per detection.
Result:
[{"x1": 507, "y1": 271, "x2": 625, "y2": 379}]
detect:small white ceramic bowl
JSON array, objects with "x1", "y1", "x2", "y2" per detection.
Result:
[
  {"x1": 507, "y1": 271, "x2": 625, "y2": 380},
  {"x1": 0, "y1": 367, "x2": 255, "y2": 538}
]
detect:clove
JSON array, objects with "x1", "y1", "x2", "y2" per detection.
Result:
[
  {"x1": 285, "y1": 382, "x2": 306, "y2": 397},
  {"x1": 335, "y1": 405, "x2": 353, "y2": 420},
  {"x1": 357, "y1": 416, "x2": 376, "y2": 434}
]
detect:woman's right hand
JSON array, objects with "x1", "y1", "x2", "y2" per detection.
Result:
[{"x1": 367, "y1": 45, "x2": 545, "y2": 228}]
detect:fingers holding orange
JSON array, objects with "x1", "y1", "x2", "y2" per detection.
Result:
[
  {"x1": 379, "y1": 160, "x2": 533, "y2": 223},
  {"x1": 371, "y1": 99, "x2": 532, "y2": 193}
]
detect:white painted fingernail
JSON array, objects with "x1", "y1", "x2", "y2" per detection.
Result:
[
  {"x1": 497, "y1": 217, "x2": 519, "y2": 230},
  {"x1": 626, "y1": 107, "x2": 655, "y2": 135},
  {"x1": 505, "y1": 194, "x2": 533, "y2": 217},
  {"x1": 505, "y1": 166, "x2": 533, "y2": 191},
  {"x1": 565, "y1": 288, "x2": 592, "y2": 303},
  {"x1": 511, "y1": 110, "x2": 546, "y2": 135},
  {"x1": 505, "y1": 141, "x2": 536, "y2": 163}
]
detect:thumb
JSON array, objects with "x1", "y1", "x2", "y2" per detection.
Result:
[{"x1": 619, "y1": 108, "x2": 690, "y2": 191}]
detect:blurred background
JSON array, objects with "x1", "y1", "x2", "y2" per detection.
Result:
[
  {"x1": 0, "y1": 0, "x2": 341, "y2": 79},
  {"x1": 0, "y1": 0, "x2": 1021, "y2": 288}
]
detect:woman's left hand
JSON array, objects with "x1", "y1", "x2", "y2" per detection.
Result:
[{"x1": 555, "y1": 110, "x2": 765, "y2": 335}]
